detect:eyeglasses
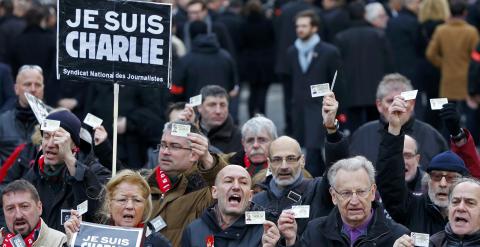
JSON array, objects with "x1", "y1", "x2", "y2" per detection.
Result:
[
  {"x1": 154, "y1": 142, "x2": 192, "y2": 153},
  {"x1": 429, "y1": 172, "x2": 462, "y2": 183},
  {"x1": 332, "y1": 186, "x2": 372, "y2": 200},
  {"x1": 403, "y1": 152, "x2": 417, "y2": 160},
  {"x1": 270, "y1": 156, "x2": 301, "y2": 165},
  {"x1": 111, "y1": 197, "x2": 146, "y2": 206}
]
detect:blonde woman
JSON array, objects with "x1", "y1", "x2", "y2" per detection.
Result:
[{"x1": 64, "y1": 169, "x2": 171, "y2": 247}]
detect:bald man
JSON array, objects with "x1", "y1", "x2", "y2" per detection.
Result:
[
  {"x1": 404, "y1": 134, "x2": 425, "y2": 194},
  {"x1": 0, "y1": 65, "x2": 45, "y2": 165},
  {"x1": 182, "y1": 165, "x2": 280, "y2": 247},
  {"x1": 252, "y1": 93, "x2": 349, "y2": 236}
]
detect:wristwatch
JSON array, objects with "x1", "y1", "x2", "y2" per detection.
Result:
[
  {"x1": 324, "y1": 119, "x2": 339, "y2": 131},
  {"x1": 451, "y1": 128, "x2": 466, "y2": 143}
]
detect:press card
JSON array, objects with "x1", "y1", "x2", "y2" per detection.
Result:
[
  {"x1": 310, "y1": 83, "x2": 331, "y2": 98},
  {"x1": 171, "y1": 123, "x2": 191, "y2": 137},
  {"x1": 401, "y1": 90, "x2": 418, "y2": 101},
  {"x1": 245, "y1": 211, "x2": 265, "y2": 224},
  {"x1": 83, "y1": 113, "x2": 103, "y2": 128}
]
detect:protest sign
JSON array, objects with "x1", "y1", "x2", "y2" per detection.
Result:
[
  {"x1": 57, "y1": 0, "x2": 172, "y2": 87},
  {"x1": 70, "y1": 222, "x2": 143, "y2": 247}
]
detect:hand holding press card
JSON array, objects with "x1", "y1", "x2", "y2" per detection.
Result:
[
  {"x1": 411, "y1": 232, "x2": 429, "y2": 247},
  {"x1": 291, "y1": 205, "x2": 310, "y2": 218}
]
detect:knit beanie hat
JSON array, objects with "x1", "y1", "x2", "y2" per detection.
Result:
[
  {"x1": 426, "y1": 151, "x2": 469, "y2": 176},
  {"x1": 45, "y1": 110, "x2": 81, "y2": 146}
]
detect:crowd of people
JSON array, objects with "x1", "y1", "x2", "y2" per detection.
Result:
[{"x1": 1, "y1": 0, "x2": 480, "y2": 246}]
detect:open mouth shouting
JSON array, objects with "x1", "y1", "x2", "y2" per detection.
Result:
[{"x1": 227, "y1": 194, "x2": 242, "y2": 208}]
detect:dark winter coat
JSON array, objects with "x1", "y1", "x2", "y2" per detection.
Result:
[
  {"x1": 430, "y1": 224, "x2": 480, "y2": 247},
  {"x1": 283, "y1": 41, "x2": 341, "y2": 148},
  {"x1": 323, "y1": 6, "x2": 351, "y2": 43},
  {"x1": 181, "y1": 205, "x2": 264, "y2": 247},
  {"x1": 386, "y1": 8, "x2": 420, "y2": 80},
  {"x1": 172, "y1": 34, "x2": 237, "y2": 101},
  {"x1": 201, "y1": 114, "x2": 242, "y2": 154},
  {"x1": 23, "y1": 151, "x2": 111, "y2": 232},
  {"x1": 0, "y1": 104, "x2": 38, "y2": 165},
  {"x1": 239, "y1": 12, "x2": 275, "y2": 83},
  {"x1": 350, "y1": 117, "x2": 448, "y2": 169},
  {"x1": 334, "y1": 22, "x2": 394, "y2": 108},
  {"x1": 291, "y1": 202, "x2": 409, "y2": 247},
  {"x1": 0, "y1": 63, "x2": 14, "y2": 113},
  {"x1": 376, "y1": 129, "x2": 447, "y2": 235}
]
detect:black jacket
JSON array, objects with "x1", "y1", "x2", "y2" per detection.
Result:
[
  {"x1": 201, "y1": 114, "x2": 242, "y2": 154},
  {"x1": 291, "y1": 202, "x2": 409, "y2": 247},
  {"x1": 181, "y1": 205, "x2": 264, "y2": 247},
  {"x1": 283, "y1": 41, "x2": 341, "y2": 148},
  {"x1": 376, "y1": 128, "x2": 447, "y2": 235},
  {"x1": 173, "y1": 34, "x2": 238, "y2": 101},
  {"x1": 350, "y1": 117, "x2": 448, "y2": 170},
  {"x1": 144, "y1": 231, "x2": 172, "y2": 247},
  {"x1": 430, "y1": 224, "x2": 480, "y2": 247},
  {"x1": 252, "y1": 131, "x2": 348, "y2": 235},
  {"x1": 334, "y1": 22, "x2": 394, "y2": 108},
  {"x1": 386, "y1": 8, "x2": 420, "y2": 80},
  {"x1": 0, "y1": 104, "x2": 37, "y2": 165},
  {"x1": 22, "y1": 151, "x2": 111, "y2": 232}
]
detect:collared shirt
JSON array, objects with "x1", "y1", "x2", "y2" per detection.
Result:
[{"x1": 341, "y1": 209, "x2": 374, "y2": 246}]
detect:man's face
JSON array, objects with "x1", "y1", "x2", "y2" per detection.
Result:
[
  {"x1": 198, "y1": 96, "x2": 229, "y2": 130},
  {"x1": 213, "y1": 166, "x2": 253, "y2": 216},
  {"x1": 372, "y1": 9, "x2": 389, "y2": 29},
  {"x1": 269, "y1": 138, "x2": 303, "y2": 187},
  {"x1": 187, "y1": 3, "x2": 207, "y2": 21},
  {"x1": 242, "y1": 129, "x2": 273, "y2": 164},
  {"x1": 376, "y1": 90, "x2": 414, "y2": 121},
  {"x1": 448, "y1": 182, "x2": 480, "y2": 237},
  {"x1": 404, "y1": 135, "x2": 420, "y2": 182},
  {"x1": 157, "y1": 131, "x2": 196, "y2": 177},
  {"x1": 15, "y1": 69, "x2": 44, "y2": 108},
  {"x1": 428, "y1": 170, "x2": 462, "y2": 208},
  {"x1": 330, "y1": 169, "x2": 376, "y2": 227},
  {"x1": 296, "y1": 17, "x2": 317, "y2": 41},
  {"x1": 41, "y1": 129, "x2": 74, "y2": 165},
  {"x1": 3, "y1": 191, "x2": 42, "y2": 237}
]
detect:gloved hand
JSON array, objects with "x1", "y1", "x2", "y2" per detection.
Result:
[{"x1": 439, "y1": 103, "x2": 462, "y2": 137}]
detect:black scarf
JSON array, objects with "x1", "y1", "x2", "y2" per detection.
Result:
[{"x1": 14, "y1": 101, "x2": 36, "y2": 123}]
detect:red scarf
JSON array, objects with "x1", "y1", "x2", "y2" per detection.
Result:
[
  {"x1": 155, "y1": 167, "x2": 172, "y2": 194},
  {"x1": 243, "y1": 155, "x2": 268, "y2": 176},
  {"x1": 2, "y1": 220, "x2": 41, "y2": 247}
]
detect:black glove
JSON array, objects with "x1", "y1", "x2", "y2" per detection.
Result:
[{"x1": 439, "y1": 103, "x2": 462, "y2": 137}]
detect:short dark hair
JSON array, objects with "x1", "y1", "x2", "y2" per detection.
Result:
[
  {"x1": 200, "y1": 85, "x2": 229, "y2": 102},
  {"x1": 166, "y1": 102, "x2": 187, "y2": 121},
  {"x1": 449, "y1": 0, "x2": 467, "y2": 17},
  {"x1": 187, "y1": 0, "x2": 207, "y2": 9},
  {"x1": 295, "y1": 9, "x2": 321, "y2": 28},
  {"x1": 2, "y1": 180, "x2": 40, "y2": 203},
  {"x1": 190, "y1": 20, "x2": 208, "y2": 39}
]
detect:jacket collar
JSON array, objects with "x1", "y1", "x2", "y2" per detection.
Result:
[
  {"x1": 318, "y1": 202, "x2": 391, "y2": 244},
  {"x1": 201, "y1": 204, "x2": 257, "y2": 240},
  {"x1": 201, "y1": 114, "x2": 236, "y2": 139}
]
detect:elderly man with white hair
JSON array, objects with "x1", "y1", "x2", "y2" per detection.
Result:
[{"x1": 278, "y1": 156, "x2": 409, "y2": 246}]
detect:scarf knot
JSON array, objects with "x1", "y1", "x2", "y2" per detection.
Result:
[{"x1": 294, "y1": 34, "x2": 320, "y2": 73}]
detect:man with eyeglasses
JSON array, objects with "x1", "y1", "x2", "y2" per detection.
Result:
[
  {"x1": 0, "y1": 65, "x2": 44, "y2": 166},
  {"x1": 376, "y1": 94, "x2": 475, "y2": 235},
  {"x1": 146, "y1": 120, "x2": 228, "y2": 247},
  {"x1": 252, "y1": 92, "x2": 349, "y2": 235},
  {"x1": 278, "y1": 156, "x2": 409, "y2": 246}
]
